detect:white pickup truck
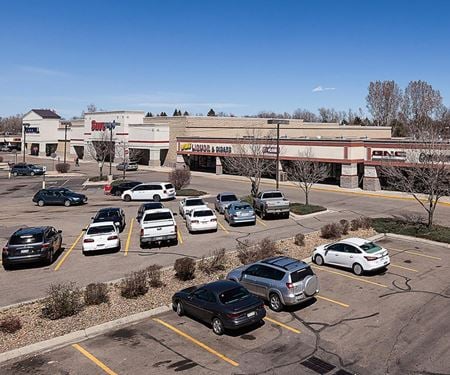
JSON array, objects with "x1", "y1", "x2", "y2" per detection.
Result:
[
  {"x1": 253, "y1": 190, "x2": 290, "y2": 219},
  {"x1": 139, "y1": 208, "x2": 178, "y2": 247}
]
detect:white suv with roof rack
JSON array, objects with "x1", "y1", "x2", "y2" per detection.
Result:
[{"x1": 121, "y1": 182, "x2": 176, "y2": 202}]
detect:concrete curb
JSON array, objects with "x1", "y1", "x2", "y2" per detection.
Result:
[
  {"x1": 0, "y1": 305, "x2": 171, "y2": 364},
  {"x1": 290, "y1": 209, "x2": 333, "y2": 220},
  {"x1": 375, "y1": 232, "x2": 450, "y2": 249}
]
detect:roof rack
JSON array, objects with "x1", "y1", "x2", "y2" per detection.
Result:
[{"x1": 261, "y1": 256, "x2": 305, "y2": 270}]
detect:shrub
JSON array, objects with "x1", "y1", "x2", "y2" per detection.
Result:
[
  {"x1": 169, "y1": 168, "x2": 191, "y2": 190},
  {"x1": 55, "y1": 163, "x2": 70, "y2": 173},
  {"x1": 339, "y1": 219, "x2": 350, "y2": 235},
  {"x1": 237, "y1": 237, "x2": 281, "y2": 264},
  {"x1": 0, "y1": 316, "x2": 22, "y2": 334},
  {"x1": 42, "y1": 282, "x2": 82, "y2": 320},
  {"x1": 84, "y1": 283, "x2": 109, "y2": 305},
  {"x1": 320, "y1": 223, "x2": 343, "y2": 239},
  {"x1": 359, "y1": 216, "x2": 372, "y2": 229},
  {"x1": 174, "y1": 257, "x2": 196, "y2": 281},
  {"x1": 350, "y1": 218, "x2": 361, "y2": 231},
  {"x1": 198, "y1": 248, "x2": 227, "y2": 275},
  {"x1": 294, "y1": 233, "x2": 305, "y2": 246},
  {"x1": 146, "y1": 264, "x2": 163, "y2": 287},
  {"x1": 120, "y1": 270, "x2": 149, "y2": 298}
]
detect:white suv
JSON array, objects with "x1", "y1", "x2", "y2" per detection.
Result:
[{"x1": 122, "y1": 183, "x2": 176, "y2": 202}]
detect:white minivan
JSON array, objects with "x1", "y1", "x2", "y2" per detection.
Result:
[{"x1": 121, "y1": 183, "x2": 176, "y2": 202}]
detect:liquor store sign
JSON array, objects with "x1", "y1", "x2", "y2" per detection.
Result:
[{"x1": 180, "y1": 143, "x2": 232, "y2": 154}]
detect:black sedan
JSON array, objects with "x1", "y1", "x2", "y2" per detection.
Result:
[
  {"x1": 92, "y1": 207, "x2": 126, "y2": 232},
  {"x1": 33, "y1": 188, "x2": 88, "y2": 207},
  {"x1": 172, "y1": 280, "x2": 266, "y2": 335},
  {"x1": 2, "y1": 226, "x2": 62, "y2": 269},
  {"x1": 110, "y1": 181, "x2": 142, "y2": 196}
]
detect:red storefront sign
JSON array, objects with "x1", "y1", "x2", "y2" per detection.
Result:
[{"x1": 91, "y1": 120, "x2": 106, "y2": 131}]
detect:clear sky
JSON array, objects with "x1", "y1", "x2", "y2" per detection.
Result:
[{"x1": 1, "y1": 0, "x2": 449, "y2": 118}]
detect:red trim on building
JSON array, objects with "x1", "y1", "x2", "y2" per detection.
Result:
[
  {"x1": 177, "y1": 138, "x2": 365, "y2": 147},
  {"x1": 128, "y1": 140, "x2": 169, "y2": 144},
  {"x1": 116, "y1": 133, "x2": 129, "y2": 135},
  {"x1": 71, "y1": 138, "x2": 84, "y2": 141},
  {"x1": 84, "y1": 133, "x2": 91, "y2": 135}
]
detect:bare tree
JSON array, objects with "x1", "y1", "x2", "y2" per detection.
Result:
[
  {"x1": 223, "y1": 129, "x2": 275, "y2": 197},
  {"x1": 292, "y1": 109, "x2": 318, "y2": 122},
  {"x1": 286, "y1": 148, "x2": 329, "y2": 206},
  {"x1": 379, "y1": 124, "x2": 450, "y2": 227},
  {"x1": 317, "y1": 108, "x2": 342, "y2": 123},
  {"x1": 85, "y1": 131, "x2": 114, "y2": 179},
  {"x1": 0, "y1": 114, "x2": 23, "y2": 134},
  {"x1": 366, "y1": 80, "x2": 402, "y2": 126}
]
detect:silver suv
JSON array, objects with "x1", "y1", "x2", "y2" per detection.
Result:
[{"x1": 226, "y1": 256, "x2": 319, "y2": 311}]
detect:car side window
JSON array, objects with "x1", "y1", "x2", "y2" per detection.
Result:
[
  {"x1": 134, "y1": 185, "x2": 145, "y2": 191},
  {"x1": 244, "y1": 265, "x2": 260, "y2": 276},
  {"x1": 327, "y1": 243, "x2": 344, "y2": 252},
  {"x1": 193, "y1": 289, "x2": 213, "y2": 302},
  {"x1": 254, "y1": 265, "x2": 272, "y2": 278},
  {"x1": 344, "y1": 244, "x2": 361, "y2": 254}
]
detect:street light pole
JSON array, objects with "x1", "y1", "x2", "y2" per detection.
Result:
[
  {"x1": 106, "y1": 120, "x2": 116, "y2": 176},
  {"x1": 22, "y1": 123, "x2": 30, "y2": 163},
  {"x1": 267, "y1": 119, "x2": 289, "y2": 190},
  {"x1": 63, "y1": 122, "x2": 70, "y2": 164}
]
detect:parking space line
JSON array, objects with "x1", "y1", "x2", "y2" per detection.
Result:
[
  {"x1": 390, "y1": 263, "x2": 418, "y2": 272},
  {"x1": 124, "y1": 218, "x2": 134, "y2": 256},
  {"x1": 390, "y1": 248, "x2": 442, "y2": 260},
  {"x1": 72, "y1": 343, "x2": 118, "y2": 375},
  {"x1": 264, "y1": 316, "x2": 301, "y2": 333},
  {"x1": 177, "y1": 228, "x2": 184, "y2": 244},
  {"x1": 153, "y1": 318, "x2": 239, "y2": 367},
  {"x1": 311, "y1": 265, "x2": 388, "y2": 288},
  {"x1": 217, "y1": 220, "x2": 229, "y2": 234},
  {"x1": 316, "y1": 295, "x2": 349, "y2": 308},
  {"x1": 256, "y1": 217, "x2": 267, "y2": 227},
  {"x1": 54, "y1": 229, "x2": 84, "y2": 271}
]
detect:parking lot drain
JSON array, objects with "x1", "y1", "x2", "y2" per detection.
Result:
[
  {"x1": 301, "y1": 356, "x2": 335, "y2": 374},
  {"x1": 334, "y1": 370, "x2": 353, "y2": 375}
]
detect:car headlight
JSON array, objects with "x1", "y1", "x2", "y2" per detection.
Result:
[{"x1": 115, "y1": 222, "x2": 120, "y2": 227}]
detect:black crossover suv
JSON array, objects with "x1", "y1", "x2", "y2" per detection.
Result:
[
  {"x1": 92, "y1": 207, "x2": 126, "y2": 232},
  {"x1": 33, "y1": 188, "x2": 87, "y2": 207},
  {"x1": 11, "y1": 163, "x2": 45, "y2": 176},
  {"x1": 172, "y1": 280, "x2": 266, "y2": 335},
  {"x1": 2, "y1": 226, "x2": 62, "y2": 269}
]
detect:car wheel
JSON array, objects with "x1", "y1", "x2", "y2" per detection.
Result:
[
  {"x1": 124, "y1": 195, "x2": 131, "y2": 202},
  {"x1": 38, "y1": 200, "x2": 45, "y2": 207},
  {"x1": 314, "y1": 254, "x2": 324, "y2": 266},
  {"x1": 64, "y1": 200, "x2": 71, "y2": 207},
  {"x1": 30, "y1": 171, "x2": 35, "y2": 176},
  {"x1": 353, "y1": 263, "x2": 364, "y2": 276},
  {"x1": 114, "y1": 190, "x2": 121, "y2": 196},
  {"x1": 46, "y1": 249, "x2": 54, "y2": 265},
  {"x1": 212, "y1": 317, "x2": 224, "y2": 335},
  {"x1": 13, "y1": 172, "x2": 18, "y2": 177},
  {"x1": 252, "y1": 220, "x2": 256, "y2": 226},
  {"x1": 172, "y1": 238, "x2": 178, "y2": 246},
  {"x1": 153, "y1": 194, "x2": 161, "y2": 202},
  {"x1": 176, "y1": 301, "x2": 184, "y2": 316},
  {"x1": 269, "y1": 293, "x2": 283, "y2": 312}
]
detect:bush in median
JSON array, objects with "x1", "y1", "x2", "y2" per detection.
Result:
[
  {"x1": 340, "y1": 219, "x2": 350, "y2": 235},
  {"x1": 237, "y1": 237, "x2": 281, "y2": 264},
  {"x1": 146, "y1": 264, "x2": 164, "y2": 287},
  {"x1": 174, "y1": 257, "x2": 196, "y2": 281},
  {"x1": 198, "y1": 248, "x2": 227, "y2": 275},
  {"x1": 55, "y1": 163, "x2": 71, "y2": 173},
  {"x1": 120, "y1": 270, "x2": 149, "y2": 298},
  {"x1": 320, "y1": 223, "x2": 343, "y2": 239},
  {"x1": 169, "y1": 168, "x2": 191, "y2": 190},
  {"x1": 42, "y1": 282, "x2": 83, "y2": 320},
  {"x1": 0, "y1": 315, "x2": 22, "y2": 334},
  {"x1": 294, "y1": 233, "x2": 305, "y2": 246},
  {"x1": 84, "y1": 283, "x2": 109, "y2": 305}
]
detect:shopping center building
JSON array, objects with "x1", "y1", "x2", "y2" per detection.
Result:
[{"x1": 23, "y1": 108, "x2": 444, "y2": 191}]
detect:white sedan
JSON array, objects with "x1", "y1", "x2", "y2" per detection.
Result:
[
  {"x1": 82, "y1": 221, "x2": 121, "y2": 255},
  {"x1": 186, "y1": 208, "x2": 218, "y2": 233},
  {"x1": 312, "y1": 237, "x2": 390, "y2": 275},
  {"x1": 179, "y1": 197, "x2": 208, "y2": 218}
]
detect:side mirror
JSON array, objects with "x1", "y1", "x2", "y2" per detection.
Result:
[
  {"x1": 57, "y1": 230, "x2": 62, "y2": 234},
  {"x1": 82, "y1": 228, "x2": 87, "y2": 232},
  {"x1": 173, "y1": 212, "x2": 178, "y2": 216}
]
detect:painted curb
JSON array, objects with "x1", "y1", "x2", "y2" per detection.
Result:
[{"x1": 0, "y1": 305, "x2": 172, "y2": 364}]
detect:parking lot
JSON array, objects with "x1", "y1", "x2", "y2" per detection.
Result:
[{"x1": 1, "y1": 236, "x2": 449, "y2": 374}]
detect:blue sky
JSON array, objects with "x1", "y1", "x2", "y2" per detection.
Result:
[{"x1": 1, "y1": 0, "x2": 449, "y2": 118}]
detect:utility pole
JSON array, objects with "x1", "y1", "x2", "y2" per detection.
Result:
[
  {"x1": 63, "y1": 122, "x2": 70, "y2": 164},
  {"x1": 122, "y1": 140, "x2": 126, "y2": 180},
  {"x1": 22, "y1": 123, "x2": 30, "y2": 163},
  {"x1": 267, "y1": 119, "x2": 289, "y2": 190},
  {"x1": 105, "y1": 120, "x2": 116, "y2": 176}
]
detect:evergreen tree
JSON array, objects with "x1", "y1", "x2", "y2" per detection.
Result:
[
  {"x1": 183, "y1": 111, "x2": 189, "y2": 116},
  {"x1": 145, "y1": 112, "x2": 153, "y2": 117},
  {"x1": 207, "y1": 108, "x2": 216, "y2": 117},
  {"x1": 173, "y1": 108, "x2": 179, "y2": 116}
]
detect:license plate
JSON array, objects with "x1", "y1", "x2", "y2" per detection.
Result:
[
  {"x1": 154, "y1": 236, "x2": 164, "y2": 241},
  {"x1": 21, "y1": 249, "x2": 30, "y2": 254},
  {"x1": 97, "y1": 244, "x2": 105, "y2": 247},
  {"x1": 247, "y1": 311, "x2": 256, "y2": 318}
]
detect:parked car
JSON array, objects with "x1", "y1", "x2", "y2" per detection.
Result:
[
  {"x1": 0, "y1": 145, "x2": 10, "y2": 152},
  {"x1": 186, "y1": 207, "x2": 217, "y2": 233},
  {"x1": 122, "y1": 182, "x2": 176, "y2": 202},
  {"x1": 2, "y1": 226, "x2": 62, "y2": 269},
  {"x1": 214, "y1": 192, "x2": 239, "y2": 214},
  {"x1": 105, "y1": 181, "x2": 142, "y2": 196},
  {"x1": 82, "y1": 222, "x2": 120, "y2": 255},
  {"x1": 227, "y1": 256, "x2": 319, "y2": 312},
  {"x1": 33, "y1": 188, "x2": 87, "y2": 207},
  {"x1": 224, "y1": 201, "x2": 256, "y2": 226},
  {"x1": 136, "y1": 202, "x2": 164, "y2": 222},
  {"x1": 172, "y1": 280, "x2": 266, "y2": 335},
  {"x1": 11, "y1": 163, "x2": 45, "y2": 176},
  {"x1": 116, "y1": 161, "x2": 138, "y2": 171},
  {"x1": 312, "y1": 237, "x2": 390, "y2": 276},
  {"x1": 253, "y1": 190, "x2": 290, "y2": 219},
  {"x1": 92, "y1": 208, "x2": 126, "y2": 232},
  {"x1": 139, "y1": 208, "x2": 178, "y2": 247},
  {"x1": 179, "y1": 197, "x2": 208, "y2": 218}
]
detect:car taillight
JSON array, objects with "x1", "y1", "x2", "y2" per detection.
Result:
[
  {"x1": 191, "y1": 220, "x2": 199, "y2": 224},
  {"x1": 41, "y1": 243, "x2": 50, "y2": 249},
  {"x1": 140, "y1": 229, "x2": 144, "y2": 236},
  {"x1": 364, "y1": 256, "x2": 378, "y2": 261},
  {"x1": 107, "y1": 235, "x2": 118, "y2": 240},
  {"x1": 210, "y1": 218, "x2": 217, "y2": 222},
  {"x1": 226, "y1": 312, "x2": 242, "y2": 319},
  {"x1": 2, "y1": 246, "x2": 8, "y2": 255},
  {"x1": 286, "y1": 282, "x2": 294, "y2": 290},
  {"x1": 83, "y1": 239, "x2": 94, "y2": 243}
]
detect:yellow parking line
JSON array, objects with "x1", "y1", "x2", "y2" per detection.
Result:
[
  {"x1": 72, "y1": 343, "x2": 118, "y2": 375},
  {"x1": 177, "y1": 228, "x2": 184, "y2": 244},
  {"x1": 264, "y1": 316, "x2": 301, "y2": 334},
  {"x1": 153, "y1": 318, "x2": 239, "y2": 367},
  {"x1": 316, "y1": 295, "x2": 349, "y2": 308},
  {"x1": 256, "y1": 217, "x2": 267, "y2": 227},
  {"x1": 217, "y1": 220, "x2": 229, "y2": 234},
  {"x1": 390, "y1": 263, "x2": 418, "y2": 272},
  {"x1": 311, "y1": 265, "x2": 388, "y2": 288},
  {"x1": 124, "y1": 219, "x2": 134, "y2": 256},
  {"x1": 54, "y1": 229, "x2": 84, "y2": 271},
  {"x1": 405, "y1": 251, "x2": 441, "y2": 261}
]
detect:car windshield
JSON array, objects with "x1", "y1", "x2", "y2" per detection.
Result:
[
  {"x1": 143, "y1": 203, "x2": 163, "y2": 210},
  {"x1": 290, "y1": 267, "x2": 314, "y2": 283},
  {"x1": 87, "y1": 225, "x2": 115, "y2": 235},
  {"x1": 96, "y1": 211, "x2": 118, "y2": 219},
  {"x1": 193, "y1": 210, "x2": 213, "y2": 217},
  {"x1": 221, "y1": 194, "x2": 237, "y2": 202},
  {"x1": 234, "y1": 204, "x2": 251, "y2": 211},
  {"x1": 185, "y1": 199, "x2": 204, "y2": 206},
  {"x1": 360, "y1": 242, "x2": 382, "y2": 254},
  {"x1": 219, "y1": 286, "x2": 250, "y2": 305},
  {"x1": 164, "y1": 183, "x2": 174, "y2": 189},
  {"x1": 143, "y1": 212, "x2": 172, "y2": 221},
  {"x1": 10, "y1": 233, "x2": 43, "y2": 245},
  {"x1": 263, "y1": 192, "x2": 283, "y2": 199}
]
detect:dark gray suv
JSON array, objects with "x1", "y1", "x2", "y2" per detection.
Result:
[{"x1": 227, "y1": 256, "x2": 319, "y2": 311}]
